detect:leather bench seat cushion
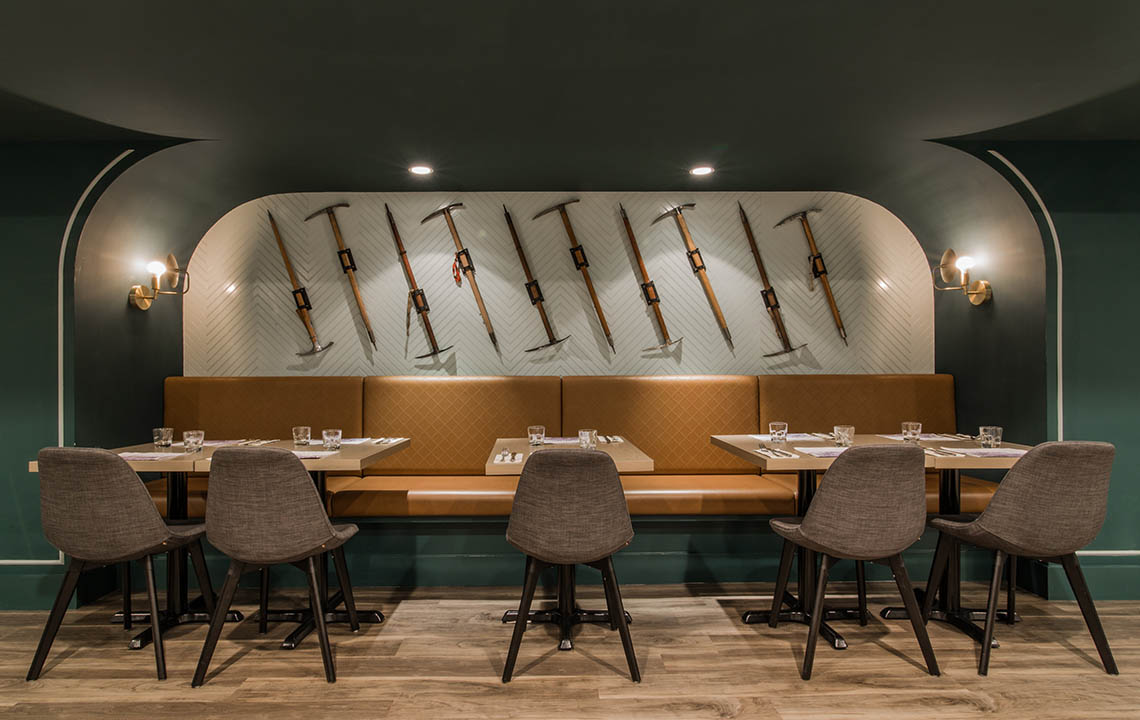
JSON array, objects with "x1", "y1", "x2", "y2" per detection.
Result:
[
  {"x1": 757, "y1": 373, "x2": 957, "y2": 434},
  {"x1": 325, "y1": 473, "x2": 798, "y2": 517},
  {"x1": 144, "y1": 477, "x2": 208, "y2": 518},
  {"x1": 361, "y1": 376, "x2": 561, "y2": 475},
  {"x1": 562, "y1": 375, "x2": 759, "y2": 474},
  {"x1": 164, "y1": 376, "x2": 364, "y2": 446}
]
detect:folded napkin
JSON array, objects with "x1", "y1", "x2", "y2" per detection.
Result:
[
  {"x1": 810, "y1": 432, "x2": 834, "y2": 440},
  {"x1": 940, "y1": 447, "x2": 1027, "y2": 458},
  {"x1": 754, "y1": 447, "x2": 800, "y2": 459},
  {"x1": 291, "y1": 450, "x2": 339, "y2": 459},
  {"x1": 599, "y1": 435, "x2": 624, "y2": 444},
  {"x1": 794, "y1": 446, "x2": 849, "y2": 458},
  {"x1": 877, "y1": 433, "x2": 956, "y2": 442},
  {"x1": 119, "y1": 452, "x2": 186, "y2": 461},
  {"x1": 750, "y1": 433, "x2": 817, "y2": 442},
  {"x1": 543, "y1": 437, "x2": 581, "y2": 445}
]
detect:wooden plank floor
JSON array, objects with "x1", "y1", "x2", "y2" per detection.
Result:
[{"x1": 2, "y1": 582, "x2": 1138, "y2": 718}]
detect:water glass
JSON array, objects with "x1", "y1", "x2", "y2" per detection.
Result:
[
  {"x1": 769, "y1": 421, "x2": 788, "y2": 444},
  {"x1": 152, "y1": 427, "x2": 173, "y2": 448},
  {"x1": 979, "y1": 426, "x2": 1003, "y2": 448},
  {"x1": 578, "y1": 429, "x2": 598, "y2": 450},
  {"x1": 901, "y1": 421, "x2": 922, "y2": 444},
  {"x1": 528, "y1": 425, "x2": 546, "y2": 446},
  {"x1": 833, "y1": 425, "x2": 855, "y2": 447},
  {"x1": 322, "y1": 428, "x2": 342, "y2": 450},
  {"x1": 183, "y1": 430, "x2": 205, "y2": 453},
  {"x1": 292, "y1": 426, "x2": 311, "y2": 446}
]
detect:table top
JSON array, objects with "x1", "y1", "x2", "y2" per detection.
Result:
[
  {"x1": 28, "y1": 438, "x2": 411, "y2": 474},
  {"x1": 484, "y1": 437, "x2": 654, "y2": 475},
  {"x1": 710, "y1": 433, "x2": 1035, "y2": 472}
]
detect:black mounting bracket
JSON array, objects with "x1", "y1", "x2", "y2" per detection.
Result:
[
  {"x1": 292, "y1": 287, "x2": 312, "y2": 311},
  {"x1": 337, "y1": 248, "x2": 356, "y2": 273},
  {"x1": 525, "y1": 279, "x2": 544, "y2": 305},
  {"x1": 761, "y1": 287, "x2": 780, "y2": 311},
  {"x1": 641, "y1": 280, "x2": 660, "y2": 305},
  {"x1": 687, "y1": 247, "x2": 706, "y2": 273},
  {"x1": 410, "y1": 288, "x2": 430, "y2": 314},
  {"x1": 810, "y1": 253, "x2": 827, "y2": 278},
  {"x1": 570, "y1": 245, "x2": 589, "y2": 269},
  {"x1": 456, "y1": 248, "x2": 475, "y2": 274}
]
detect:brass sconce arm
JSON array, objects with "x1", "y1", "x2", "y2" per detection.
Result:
[
  {"x1": 932, "y1": 248, "x2": 992, "y2": 306},
  {"x1": 128, "y1": 254, "x2": 190, "y2": 310}
]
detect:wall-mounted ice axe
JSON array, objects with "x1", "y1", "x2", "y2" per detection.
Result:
[
  {"x1": 421, "y1": 203, "x2": 498, "y2": 348},
  {"x1": 304, "y1": 202, "x2": 376, "y2": 349},
  {"x1": 533, "y1": 198, "x2": 615, "y2": 354},
  {"x1": 385, "y1": 204, "x2": 453, "y2": 359},
  {"x1": 775, "y1": 208, "x2": 848, "y2": 346},
  {"x1": 738, "y1": 202, "x2": 805, "y2": 357},
  {"x1": 620, "y1": 204, "x2": 682, "y2": 352},
  {"x1": 503, "y1": 205, "x2": 569, "y2": 352},
  {"x1": 652, "y1": 203, "x2": 733, "y2": 349},
  {"x1": 266, "y1": 210, "x2": 333, "y2": 356}
]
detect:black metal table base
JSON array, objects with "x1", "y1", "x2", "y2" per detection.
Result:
[
  {"x1": 880, "y1": 589, "x2": 1018, "y2": 648},
  {"x1": 263, "y1": 589, "x2": 385, "y2": 650},
  {"x1": 741, "y1": 591, "x2": 863, "y2": 650},
  {"x1": 113, "y1": 595, "x2": 244, "y2": 650},
  {"x1": 501, "y1": 607, "x2": 633, "y2": 651}
]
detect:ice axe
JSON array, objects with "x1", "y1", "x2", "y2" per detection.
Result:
[
  {"x1": 738, "y1": 202, "x2": 805, "y2": 357},
  {"x1": 652, "y1": 203, "x2": 733, "y2": 349},
  {"x1": 304, "y1": 202, "x2": 376, "y2": 349},
  {"x1": 385, "y1": 204, "x2": 453, "y2": 359},
  {"x1": 503, "y1": 206, "x2": 569, "y2": 353},
  {"x1": 775, "y1": 208, "x2": 848, "y2": 346},
  {"x1": 421, "y1": 203, "x2": 498, "y2": 348},
  {"x1": 620, "y1": 204, "x2": 682, "y2": 352},
  {"x1": 533, "y1": 198, "x2": 615, "y2": 353},
  {"x1": 266, "y1": 211, "x2": 333, "y2": 356}
]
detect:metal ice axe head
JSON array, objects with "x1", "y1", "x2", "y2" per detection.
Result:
[
  {"x1": 298, "y1": 339, "x2": 334, "y2": 357},
  {"x1": 420, "y1": 202, "x2": 464, "y2": 224},
  {"x1": 651, "y1": 203, "x2": 696, "y2": 225},
  {"x1": 303, "y1": 202, "x2": 350, "y2": 223},
  {"x1": 532, "y1": 197, "x2": 579, "y2": 220},
  {"x1": 774, "y1": 207, "x2": 821, "y2": 229}
]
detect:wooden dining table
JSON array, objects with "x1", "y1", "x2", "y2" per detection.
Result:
[
  {"x1": 710, "y1": 432, "x2": 1034, "y2": 650},
  {"x1": 29, "y1": 437, "x2": 410, "y2": 651},
  {"x1": 485, "y1": 435, "x2": 654, "y2": 650}
]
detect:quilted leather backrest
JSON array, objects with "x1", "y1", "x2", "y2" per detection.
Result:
[
  {"x1": 164, "y1": 376, "x2": 364, "y2": 440},
  {"x1": 756, "y1": 374, "x2": 956, "y2": 435},
  {"x1": 363, "y1": 376, "x2": 562, "y2": 475},
  {"x1": 562, "y1": 375, "x2": 759, "y2": 474}
]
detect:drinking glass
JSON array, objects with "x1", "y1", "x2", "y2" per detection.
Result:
[
  {"x1": 769, "y1": 421, "x2": 788, "y2": 444},
  {"x1": 183, "y1": 430, "x2": 205, "y2": 453},
  {"x1": 901, "y1": 421, "x2": 922, "y2": 444},
  {"x1": 152, "y1": 427, "x2": 173, "y2": 448},
  {"x1": 322, "y1": 428, "x2": 342, "y2": 450},
  {"x1": 527, "y1": 425, "x2": 546, "y2": 446},
  {"x1": 292, "y1": 426, "x2": 311, "y2": 446},
  {"x1": 833, "y1": 425, "x2": 855, "y2": 447},
  {"x1": 979, "y1": 426, "x2": 1003, "y2": 448},
  {"x1": 578, "y1": 429, "x2": 598, "y2": 450}
]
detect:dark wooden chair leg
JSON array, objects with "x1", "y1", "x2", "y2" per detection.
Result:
[
  {"x1": 120, "y1": 561, "x2": 132, "y2": 630},
  {"x1": 855, "y1": 560, "x2": 869, "y2": 626},
  {"x1": 599, "y1": 560, "x2": 619, "y2": 630},
  {"x1": 922, "y1": 532, "x2": 952, "y2": 622},
  {"x1": 258, "y1": 568, "x2": 269, "y2": 634},
  {"x1": 602, "y1": 556, "x2": 641, "y2": 682},
  {"x1": 142, "y1": 554, "x2": 167, "y2": 681},
  {"x1": 978, "y1": 549, "x2": 1006, "y2": 676},
  {"x1": 801, "y1": 554, "x2": 832, "y2": 681},
  {"x1": 1006, "y1": 555, "x2": 1017, "y2": 625},
  {"x1": 769, "y1": 538, "x2": 795, "y2": 628},
  {"x1": 192, "y1": 560, "x2": 243, "y2": 688},
  {"x1": 888, "y1": 554, "x2": 940, "y2": 676},
  {"x1": 26, "y1": 560, "x2": 85, "y2": 681},
  {"x1": 305, "y1": 555, "x2": 336, "y2": 683},
  {"x1": 557, "y1": 564, "x2": 574, "y2": 651},
  {"x1": 187, "y1": 540, "x2": 215, "y2": 616},
  {"x1": 503, "y1": 556, "x2": 541, "y2": 683},
  {"x1": 332, "y1": 547, "x2": 360, "y2": 631},
  {"x1": 1060, "y1": 553, "x2": 1118, "y2": 674}
]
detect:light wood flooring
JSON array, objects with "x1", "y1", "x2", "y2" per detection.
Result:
[{"x1": 2, "y1": 582, "x2": 1139, "y2": 718}]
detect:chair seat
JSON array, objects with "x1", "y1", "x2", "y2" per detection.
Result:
[
  {"x1": 770, "y1": 517, "x2": 917, "y2": 562},
  {"x1": 79, "y1": 522, "x2": 207, "y2": 565},
  {"x1": 929, "y1": 515, "x2": 1045, "y2": 558}
]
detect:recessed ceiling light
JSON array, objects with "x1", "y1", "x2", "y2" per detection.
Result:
[
  {"x1": 689, "y1": 166, "x2": 714, "y2": 176},
  {"x1": 409, "y1": 165, "x2": 433, "y2": 175}
]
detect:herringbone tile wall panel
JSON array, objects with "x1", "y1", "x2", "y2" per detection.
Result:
[{"x1": 184, "y1": 192, "x2": 933, "y2": 377}]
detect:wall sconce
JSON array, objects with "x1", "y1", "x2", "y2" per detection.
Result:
[
  {"x1": 128, "y1": 254, "x2": 190, "y2": 310},
  {"x1": 933, "y1": 248, "x2": 992, "y2": 306}
]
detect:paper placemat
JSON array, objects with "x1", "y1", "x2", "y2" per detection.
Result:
[
  {"x1": 940, "y1": 447, "x2": 1028, "y2": 458},
  {"x1": 750, "y1": 433, "x2": 817, "y2": 442},
  {"x1": 291, "y1": 450, "x2": 339, "y2": 459},
  {"x1": 599, "y1": 435, "x2": 624, "y2": 443},
  {"x1": 493, "y1": 453, "x2": 524, "y2": 464},
  {"x1": 339, "y1": 438, "x2": 372, "y2": 445},
  {"x1": 119, "y1": 452, "x2": 187, "y2": 461},
  {"x1": 794, "y1": 446, "x2": 849, "y2": 458},
  {"x1": 754, "y1": 448, "x2": 800, "y2": 459},
  {"x1": 371, "y1": 437, "x2": 407, "y2": 445},
  {"x1": 543, "y1": 437, "x2": 581, "y2": 445},
  {"x1": 877, "y1": 433, "x2": 957, "y2": 442}
]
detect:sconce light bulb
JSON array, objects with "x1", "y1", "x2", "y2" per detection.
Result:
[
  {"x1": 146, "y1": 260, "x2": 167, "y2": 276},
  {"x1": 955, "y1": 255, "x2": 976, "y2": 271}
]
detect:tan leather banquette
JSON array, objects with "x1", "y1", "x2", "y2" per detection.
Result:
[{"x1": 157, "y1": 373, "x2": 995, "y2": 518}]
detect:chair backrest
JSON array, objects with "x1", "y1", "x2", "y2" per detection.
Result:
[
  {"x1": 37, "y1": 447, "x2": 171, "y2": 563},
  {"x1": 800, "y1": 444, "x2": 926, "y2": 559},
  {"x1": 975, "y1": 441, "x2": 1114, "y2": 557},
  {"x1": 506, "y1": 449, "x2": 633, "y2": 565},
  {"x1": 206, "y1": 447, "x2": 338, "y2": 565}
]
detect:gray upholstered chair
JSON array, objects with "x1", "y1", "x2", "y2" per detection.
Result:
[
  {"x1": 192, "y1": 447, "x2": 360, "y2": 687},
  {"x1": 923, "y1": 441, "x2": 1118, "y2": 675},
  {"x1": 28, "y1": 447, "x2": 216, "y2": 681},
  {"x1": 502, "y1": 449, "x2": 639, "y2": 683},
  {"x1": 768, "y1": 444, "x2": 938, "y2": 680}
]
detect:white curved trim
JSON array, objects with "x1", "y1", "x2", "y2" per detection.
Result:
[
  {"x1": 0, "y1": 149, "x2": 134, "y2": 567},
  {"x1": 988, "y1": 149, "x2": 1063, "y2": 441}
]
